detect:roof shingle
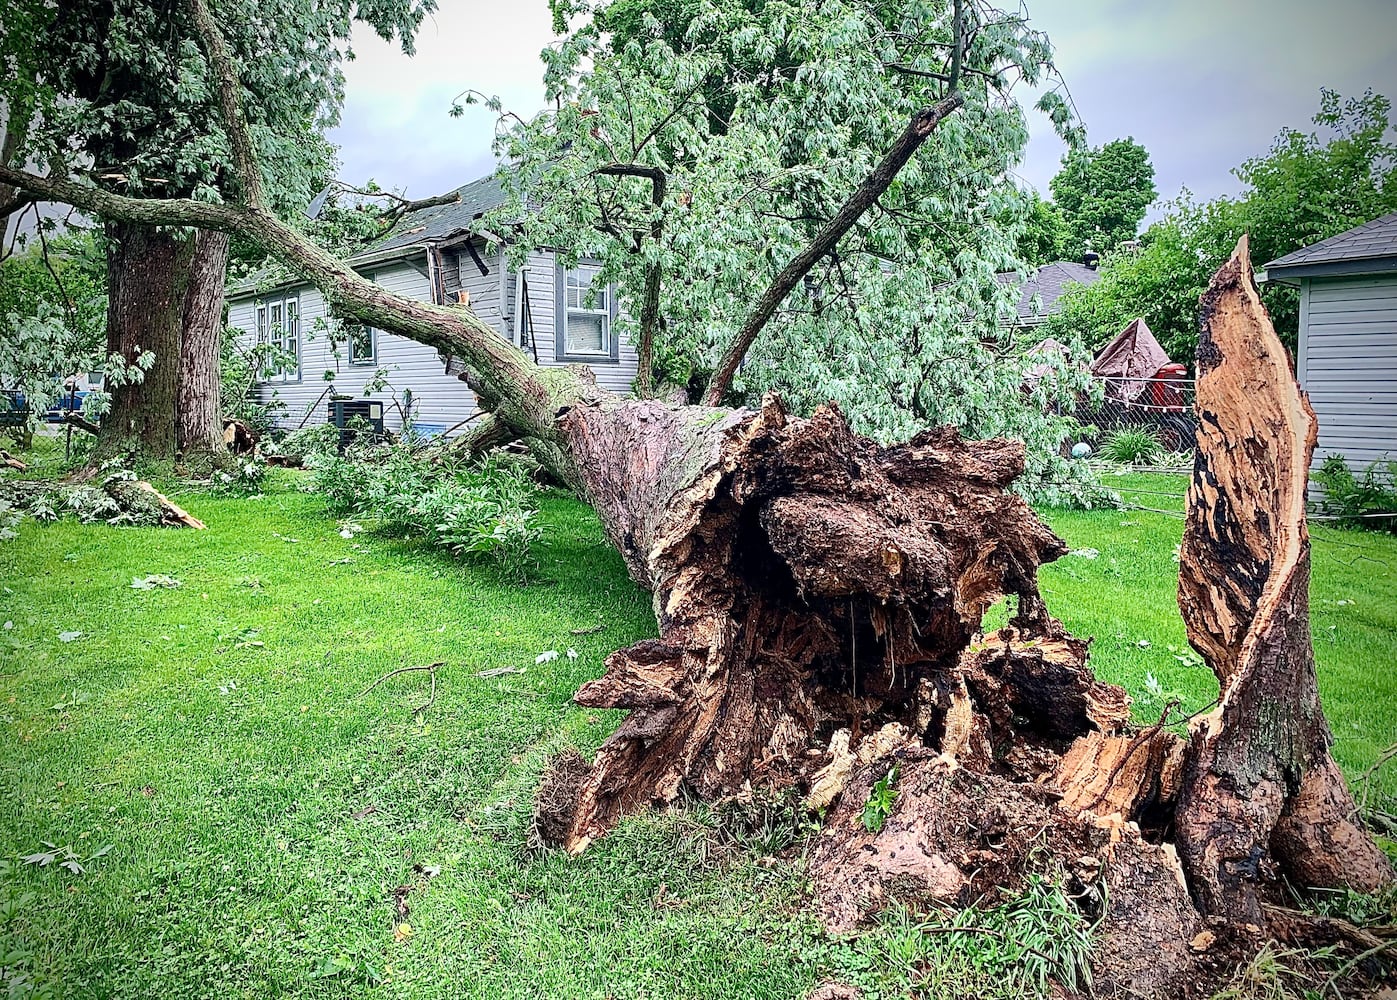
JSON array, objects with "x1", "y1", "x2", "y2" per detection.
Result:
[{"x1": 1265, "y1": 211, "x2": 1397, "y2": 271}]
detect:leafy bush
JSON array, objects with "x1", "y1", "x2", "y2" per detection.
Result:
[
  {"x1": 211, "y1": 455, "x2": 269, "y2": 496},
  {"x1": 312, "y1": 445, "x2": 541, "y2": 581},
  {"x1": 267, "y1": 423, "x2": 340, "y2": 468},
  {"x1": 1100, "y1": 428, "x2": 1162, "y2": 466},
  {"x1": 1312, "y1": 455, "x2": 1397, "y2": 533}
]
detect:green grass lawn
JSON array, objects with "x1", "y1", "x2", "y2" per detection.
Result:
[{"x1": 1, "y1": 461, "x2": 1393, "y2": 999}]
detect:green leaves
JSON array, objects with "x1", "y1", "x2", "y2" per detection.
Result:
[
  {"x1": 1049, "y1": 137, "x2": 1157, "y2": 258},
  {"x1": 861, "y1": 765, "x2": 900, "y2": 833}
]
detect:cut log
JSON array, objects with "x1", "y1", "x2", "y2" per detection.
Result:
[
  {"x1": 0, "y1": 476, "x2": 205, "y2": 529},
  {"x1": 1174, "y1": 236, "x2": 1392, "y2": 921},
  {"x1": 104, "y1": 478, "x2": 207, "y2": 529},
  {"x1": 222, "y1": 418, "x2": 259, "y2": 456}
]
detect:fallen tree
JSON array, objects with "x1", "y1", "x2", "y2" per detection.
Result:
[{"x1": 1, "y1": 2, "x2": 1391, "y2": 994}]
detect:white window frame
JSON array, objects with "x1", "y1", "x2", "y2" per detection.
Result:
[
  {"x1": 255, "y1": 293, "x2": 301, "y2": 383},
  {"x1": 556, "y1": 263, "x2": 618, "y2": 362},
  {"x1": 343, "y1": 320, "x2": 377, "y2": 366}
]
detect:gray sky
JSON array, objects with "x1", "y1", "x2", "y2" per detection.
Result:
[{"x1": 331, "y1": 0, "x2": 1397, "y2": 215}]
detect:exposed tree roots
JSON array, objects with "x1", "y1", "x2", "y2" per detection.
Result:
[{"x1": 533, "y1": 240, "x2": 1393, "y2": 997}]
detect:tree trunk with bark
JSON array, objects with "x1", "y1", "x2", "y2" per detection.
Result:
[
  {"x1": 1174, "y1": 235, "x2": 1393, "y2": 921},
  {"x1": 96, "y1": 222, "x2": 194, "y2": 464},
  {"x1": 177, "y1": 229, "x2": 230, "y2": 467},
  {"x1": 97, "y1": 223, "x2": 228, "y2": 469}
]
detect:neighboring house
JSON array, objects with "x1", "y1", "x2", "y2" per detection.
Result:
[
  {"x1": 999, "y1": 256, "x2": 1102, "y2": 330},
  {"x1": 226, "y1": 173, "x2": 639, "y2": 436},
  {"x1": 1263, "y1": 212, "x2": 1397, "y2": 470}
]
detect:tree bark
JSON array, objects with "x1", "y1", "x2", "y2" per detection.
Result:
[
  {"x1": 96, "y1": 222, "x2": 195, "y2": 464},
  {"x1": 1174, "y1": 236, "x2": 1392, "y2": 922},
  {"x1": 177, "y1": 229, "x2": 230, "y2": 466}
]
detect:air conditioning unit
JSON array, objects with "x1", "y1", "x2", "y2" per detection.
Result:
[{"x1": 327, "y1": 399, "x2": 386, "y2": 449}]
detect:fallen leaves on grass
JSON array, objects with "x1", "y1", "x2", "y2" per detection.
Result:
[{"x1": 130, "y1": 574, "x2": 180, "y2": 590}]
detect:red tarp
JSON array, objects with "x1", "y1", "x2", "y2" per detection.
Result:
[{"x1": 1090, "y1": 318, "x2": 1172, "y2": 401}]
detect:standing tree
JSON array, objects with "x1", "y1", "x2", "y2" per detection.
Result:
[
  {"x1": 1041, "y1": 89, "x2": 1397, "y2": 360},
  {"x1": 3, "y1": 2, "x2": 1389, "y2": 991},
  {"x1": 2, "y1": 0, "x2": 433, "y2": 468},
  {"x1": 1049, "y1": 135, "x2": 1156, "y2": 257}
]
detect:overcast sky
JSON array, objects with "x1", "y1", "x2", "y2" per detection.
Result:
[{"x1": 331, "y1": 0, "x2": 1397, "y2": 215}]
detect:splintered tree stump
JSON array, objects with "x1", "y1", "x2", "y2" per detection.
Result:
[
  {"x1": 532, "y1": 241, "x2": 1392, "y2": 998},
  {"x1": 1174, "y1": 236, "x2": 1392, "y2": 920}
]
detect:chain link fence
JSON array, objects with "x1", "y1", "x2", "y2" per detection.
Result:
[{"x1": 1075, "y1": 376, "x2": 1197, "y2": 456}]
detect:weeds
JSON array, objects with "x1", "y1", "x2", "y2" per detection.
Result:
[{"x1": 312, "y1": 443, "x2": 542, "y2": 582}]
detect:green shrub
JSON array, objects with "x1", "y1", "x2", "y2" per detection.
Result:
[
  {"x1": 211, "y1": 455, "x2": 268, "y2": 496},
  {"x1": 268, "y1": 423, "x2": 340, "y2": 468},
  {"x1": 1100, "y1": 428, "x2": 1162, "y2": 466},
  {"x1": 311, "y1": 446, "x2": 541, "y2": 581},
  {"x1": 1312, "y1": 455, "x2": 1397, "y2": 533}
]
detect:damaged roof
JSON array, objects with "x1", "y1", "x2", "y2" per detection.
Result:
[
  {"x1": 367, "y1": 172, "x2": 510, "y2": 255},
  {"x1": 1264, "y1": 211, "x2": 1397, "y2": 281}
]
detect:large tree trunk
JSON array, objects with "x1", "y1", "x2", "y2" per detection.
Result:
[
  {"x1": 177, "y1": 229, "x2": 230, "y2": 466},
  {"x1": 96, "y1": 222, "x2": 195, "y2": 463},
  {"x1": 96, "y1": 223, "x2": 227, "y2": 469},
  {"x1": 1174, "y1": 236, "x2": 1392, "y2": 921},
  {"x1": 535, "y1": 392, "x2": 1128, "y2": 851}
]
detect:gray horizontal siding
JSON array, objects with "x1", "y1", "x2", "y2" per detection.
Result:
[
  {"x1": 1299, "y1": 276, "x2": 1397, "y2": 470},
  {"x1": 229, "y1": 243, "x2": 643, "y2": 436}
]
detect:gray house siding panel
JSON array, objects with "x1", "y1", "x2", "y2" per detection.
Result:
[
  {"x1": 229, "y1": 243, "x2": 642, "y2": 435},
  {"x1": 231, "y1": 259, "x2": 479, "y2": 434},
  {"x1": 1298, "y1": 275, "x2": 1397, "y2": 469}
]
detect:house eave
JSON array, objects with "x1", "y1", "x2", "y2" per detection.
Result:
[
  {"x1": 227, "y1": 244, "x2": 430, "y2": 300},
  {"x1": 1261, "y1": 255, "x2": 1397, "y2": 286}
]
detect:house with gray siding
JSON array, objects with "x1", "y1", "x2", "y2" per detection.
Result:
[
  {"x1": 227, "y1": 174, "x2": 639, "y2": 436},
  {"x1": 1263, "y1": 212, "x2": 1397, "y2": 469}
]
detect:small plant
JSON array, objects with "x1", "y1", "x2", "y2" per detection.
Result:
[
  {"x1": 310, "y1": 445, "x2": 543, "y2": 581},
  {"x1": 861, "y1": 764, "x2": 900, "y2": 832},
  {"x1": 1312, "y1": 454, "x2": 1397, "y2": 533},
  {"x1": 1100, "y1": 427, "x2": 1162, "y2": 465},
  {"x1": 269, "y1": 423, "x2": 340, "y2": 467},
  {"x1": 211, "y1": 455, "x2": 268, "y2": 496}
]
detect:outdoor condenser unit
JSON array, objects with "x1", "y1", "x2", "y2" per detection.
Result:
[{"x1": 327, "y1": 399, "x2": 385, "y2": 448}]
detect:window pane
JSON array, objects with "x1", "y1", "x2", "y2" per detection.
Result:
[
  {"x1": 256, "y1": 306, "x2": 268, "y2": 342},
  {"x1": 349, "y1": 323, "x2": 374, "y2": 363},
  {"x1": 566, "y1": 313, "x2": 605, "y2": 354}
]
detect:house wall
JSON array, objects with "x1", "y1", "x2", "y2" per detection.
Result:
[
  {"x1": 229, "y1": 242, "x2": 640, "y2": 435},
  {"x1": 1298, "y1": 275, "x2": 1397, "y2": 469}
]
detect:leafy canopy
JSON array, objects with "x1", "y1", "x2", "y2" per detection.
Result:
[
  {"x1": 485, "y1": 0, "x2": 1099, "y2": 501},
  {"x1": 9, "y1": 0, "x2": 435, "y2": 212},
  {"x1": 1048, "y1": 136, "x2": 1157, "y2": 257}
]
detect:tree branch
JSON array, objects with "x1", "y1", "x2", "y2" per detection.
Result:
[
  {"x1": 594, "y1": 163, "x2": 668, "y2": 398},
  {"x1": 703, "y1": 93, "x2": 964, "y2": 405},
  {"x1": 0, "y1": 162, "x2": 555, "y2": 434},
  {"x1": 188, "y1": 0, "x2": 265, "y2": 207}
]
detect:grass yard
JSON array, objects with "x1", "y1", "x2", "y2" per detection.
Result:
[{"x1": 1, "y1": 462, "x2": 1394, "y2": 999}]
